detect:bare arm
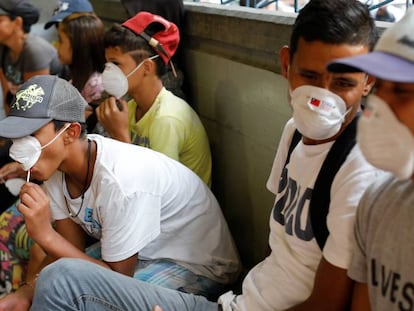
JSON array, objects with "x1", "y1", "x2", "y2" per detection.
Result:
[
  {"x1": 285, "y1": 257, "x2": 353, "y2": 311},
  {"x1": 19, "y1": 182, "x2": 138, "y2": 275},
  {"x1": 351, "y1": 282, "x2": 371, "y2": 311}
]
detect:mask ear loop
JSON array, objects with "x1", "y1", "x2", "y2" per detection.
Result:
[
  {"x1": 40, "y1": 123, "x2": 71, "y2": 151},
  {"x1": 25, "y1": 123, "x2": 71, "y2": 182}
]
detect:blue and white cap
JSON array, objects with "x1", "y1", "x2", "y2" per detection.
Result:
[{"x1": 44, "y1": 0, "x2": 93, "y2": 29}]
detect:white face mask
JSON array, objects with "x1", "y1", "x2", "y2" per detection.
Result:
[
  {"x1": 102, "y1": 55, "x2": 159, "y2": 99},
  {"x1": 357, "y1": 94, "x2": 414, "y2": 180},
  {"x1": 10, "y1": 123, "x2": 71, "y2": 172},
  {"x1": 291, "y1": 85, "x2": 350, "y2": 140},
  {"x1": 5, "y1": 178, "x2": 25, "y2": 196}
]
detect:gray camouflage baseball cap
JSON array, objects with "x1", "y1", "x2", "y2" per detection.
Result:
[{"x1": 0, "y1": 75, "x2": 87, "y2": 139}]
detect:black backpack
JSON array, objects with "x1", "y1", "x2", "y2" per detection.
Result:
[{"x1": 283, "y1": 116, "x2": 358, "y2": 249}]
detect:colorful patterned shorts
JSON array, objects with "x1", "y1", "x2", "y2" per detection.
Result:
[
  {"x1": 0, "y1": 202, "x2": 33, "y2": 295},
  {"x1": 86, "y1": 243, "x2": 227, "y2": 300}
]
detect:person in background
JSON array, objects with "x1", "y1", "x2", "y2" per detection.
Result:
[
  {"x1": 0, "y1": 0, "x2": 61, "y2": 112},
  {"x1": 42, "y1": 0, "x2": 94, "y2": 81},
  {"x1": 27, "y1": 1, "x2": 383, "y2": 310},
  {"x1": 0, "y1": 12, "x2": 107, "y2": 297},
  {"x1": 0, "y1": 9, "x2": 105, "y2": 191},
  {"x1": 97, "y1": 12, "x2": 212, "y2": 186},
  {"x1": 0, "y1": 75, "x2": 240, "y2": 310},
  {"x1": 327, "y1": 7, "x2": 414, "y2": 311},
  {"x1": 120, "y1": 0, "x2": 186, "y2": 99},
  {"x1": 56, "y1": 12, "x2": 106, "y2": 133}
]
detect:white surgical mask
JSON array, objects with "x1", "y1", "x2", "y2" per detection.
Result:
[
  {"x1": 357, "y1": 94, "x2": 414, "y2": 180},
  {"x1": 102, "y1": 55, "x2": 159, "y2": 99},
  {"x1": 291, "y1": 85, "x2": 350, "y2": 140},
  {"x1": 10, "y1": 123, "x2": 71, "y2": 171}
]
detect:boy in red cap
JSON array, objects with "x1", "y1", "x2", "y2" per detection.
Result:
[{"x1": 96, "y1": 12, "x2": 213, "y2": 187}]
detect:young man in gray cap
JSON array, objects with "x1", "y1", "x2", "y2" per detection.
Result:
[
  {"x1": 328, "y1": 7, "x2": 414, "y2": 311},
  {"x1": 0, "y1": 75, "x2": 240, "y2": 309}
]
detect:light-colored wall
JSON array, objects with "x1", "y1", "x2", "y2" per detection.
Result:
[
  {"x1": 180, "y1": 4, "x2": 295, "y2": 268},
  {"x1": 185, "y1": 51, "x2": 291, "y2": 267}
]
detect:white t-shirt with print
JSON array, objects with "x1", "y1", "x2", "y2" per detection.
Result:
[
  {"x1": 219, "y1": 118, "x2": 383, "y2": 310},
  {"x1": 44, "y1": 135, "x2": 240, "y2": 284}
]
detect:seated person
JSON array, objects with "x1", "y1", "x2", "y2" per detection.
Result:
[
  {"x1": 96, "y1": 12, "x2": 212, "y2": 186},
  {"x1": 0, "y1": 75, "x2": 240, "y2": 309},
  {"x1": 55, "y1": 12, "x2": 106, "y2": 134},
  {"x1": 327, "y1": 7, "x2": 414, "y2": 311}
]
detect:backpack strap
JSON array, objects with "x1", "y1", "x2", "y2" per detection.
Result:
[
  {"x1": 284, "y1": 129, "x2": 302, "y2": 169},
  {"x1": 310, "y1": 116, "x2": 358, "y2": 250}
]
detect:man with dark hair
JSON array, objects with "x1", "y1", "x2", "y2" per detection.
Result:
[
  {"x1": 0, "y1": 0, "x2": 62, "y2": 109},
  {"x1": 28, "y1": 1, "x2": 383, "y2": 310},
  {"x1": 0, "y1": 0, "x2": 61, "y2": 212}
]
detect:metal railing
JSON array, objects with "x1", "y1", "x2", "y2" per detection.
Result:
[{"x1": 190, "y1": 0, "x2": 413, "y2": 15}]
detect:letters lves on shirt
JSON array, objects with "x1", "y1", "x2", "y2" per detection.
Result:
[{"x1": 370, "y1": 258, "x2": 414, "y2": 310}]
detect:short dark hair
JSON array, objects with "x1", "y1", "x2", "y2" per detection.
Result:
[
  {"x1": 53, "y1": 120, "x2": 87, "y2": 138},
  {"x1": 289, "y1": 0, "x2": 378, "y2": 59},
  {"x1": 104, "y1": 24, "x2": 166, "y2": 77}
]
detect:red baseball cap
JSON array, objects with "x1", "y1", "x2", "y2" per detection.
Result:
[{"x1": 122, "y1": 11, "x2": 180, "y2": 66}]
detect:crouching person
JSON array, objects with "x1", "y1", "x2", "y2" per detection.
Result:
[{"x1": 0, "y1": 75, "x2": 240, "y2": 310}]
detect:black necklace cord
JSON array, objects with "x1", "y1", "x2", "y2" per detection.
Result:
[{"x1": 64, "y1": 139, "x2": 92, "y2": 218}]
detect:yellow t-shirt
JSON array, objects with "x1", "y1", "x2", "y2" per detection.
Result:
[{"x1": 128, "y1": 87, "x2": 212, "y2": 186}]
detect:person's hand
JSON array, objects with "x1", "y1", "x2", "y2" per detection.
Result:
[
  {"x1": 0, "y1": 162, "x2": 25, "y2": 183},
  {"x1": 0, "y1": 285, "x2": 33, "y2": 311},
  {"x1": 17, "y1": 183, "x2": 53, "y2": 245},
  {"x1": 85, "y1": 104, "x2": 95, "y2": 120},
  {"x1": 152, "y1": 305, "x2": 163, "y2": 311},
  {"x1": 96, "y1": 97, "x2": 130, "y2": 142}
]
